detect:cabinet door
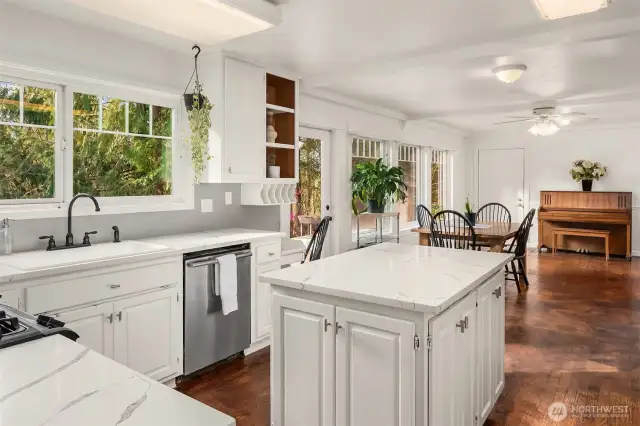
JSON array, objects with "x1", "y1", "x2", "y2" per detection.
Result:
[
  {"x1": 271, "y1": 293, "x2": 335, "y2": 426},
  {"x1": 336, "y1": 307, "x2": 415, "y2": 426},
  {"x1": 476, "y1": 279, "x2": 494, "y2": 423},
  {"x1": 114, "y1": 288, "x2": 181, "y2": 381},
  {"x1": 0, "y1": 288, "x2": 21, "y2": 310},
  {"x1": 430, "y1": 292, "x2": 476, "y2": 426},
  {"x1": 56, "y1": 303, "x2": 115, "y2": 358},
  {"x1": 458, "y1": 295, "x2": 477, "y2": 426},
  {"x1": 255, "y1": 262, "x2": 280, "y2": 342},
  {"x1": 224, "y1": 57, "x2": 266, "y2": 181},
  {"x1": 492, "y1": 278, "x2": 506, "y2": 403}
]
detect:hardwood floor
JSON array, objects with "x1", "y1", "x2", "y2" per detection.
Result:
[{"x1": 177, "y1": 252, "x2": 640, "y2": 425}]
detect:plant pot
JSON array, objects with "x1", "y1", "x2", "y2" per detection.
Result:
[
  {"x1": 581, "y1": 180, "x2": 593, "y2": 191},
  {"x1": 267, "y1": 165, "x2": 281, "y2": 178},
  {"x1": 465, "y1": 212, "x2": 476, "y2": 226},
  {"x1": 367, "y1": 199, "x2": 386, "y2": 213},
  {"x1": 183, "y1": 93, "x2": 208, "y2": 111}
]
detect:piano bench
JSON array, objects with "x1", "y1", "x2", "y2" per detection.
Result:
[{"x1": 552, "y1": 228, "x2": 611, "y2": 261}]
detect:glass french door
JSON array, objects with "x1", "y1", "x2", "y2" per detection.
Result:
[{"x1": 290, "y1": 127, "x2": 332, "y2": 255}]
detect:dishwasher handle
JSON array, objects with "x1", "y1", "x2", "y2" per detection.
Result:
[{"x1": 186, "y1": 251, "x2": 252, "y2": 268}]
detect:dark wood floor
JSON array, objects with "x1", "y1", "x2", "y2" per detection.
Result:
[{"x1": 178, "y1": 252, "x2": 640, "y2": 425}]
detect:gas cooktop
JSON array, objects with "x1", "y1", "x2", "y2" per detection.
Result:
[{"x1": 0, "y1": 304, "x2": 79, "y2": 350}]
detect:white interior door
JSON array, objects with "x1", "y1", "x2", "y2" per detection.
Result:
[
  {"x1": 286, "y1": 126, "x2": 333, "y2": 256},
  {"x1": 478, "y1": 148, "x2": 525, "y2": 222}
]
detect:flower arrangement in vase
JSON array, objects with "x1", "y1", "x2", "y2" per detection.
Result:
[{"x1": 569, "y1": 160, "x2": 607, "y2": 191}]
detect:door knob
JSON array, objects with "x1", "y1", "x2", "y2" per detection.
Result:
[{"x1": 325, "y1": 205, "x2": 330, "y2": 211}]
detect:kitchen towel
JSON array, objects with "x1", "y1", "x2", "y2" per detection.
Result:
[{"x1": 217, "y1": 253, "x2": 238, "y2": 315}]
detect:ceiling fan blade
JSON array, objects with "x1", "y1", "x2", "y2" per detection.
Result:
[
  {"x1": 504, "y1": 115, "x2": 536, "y2": 119},
  {"x1": 557, "y1": 112, "x2": 587, "y2": 118},
  {"x1": 494, "y1": 118, "x2": 535, "y2": 125}
]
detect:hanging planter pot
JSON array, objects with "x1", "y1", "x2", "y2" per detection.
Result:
[{"x1": 184, "y1": 93, "x2": 209, "y2": 111}]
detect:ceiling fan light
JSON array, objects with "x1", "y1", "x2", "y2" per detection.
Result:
[
  {"x1": 493, "y1": 64, "x2": 528, "y2": 84},
  {"x1": 529, "y1": 121, "x2": 560, "y2": 136},
  {"x1": 559, "y1": 118, "x2": 572, "y2": 126},
  {"x1": 532, "y1": 0, "x2": 610, "y2": 21}
]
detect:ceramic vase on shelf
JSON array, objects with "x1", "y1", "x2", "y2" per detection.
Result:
[
  {"x1": 581, "y1": 180, "x2": 593, "y2": 191},
  {"x1": 267, "y1": 112, "x2": 278, "y2": 143}
]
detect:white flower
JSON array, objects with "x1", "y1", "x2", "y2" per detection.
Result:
[
  {"x1": 573, "y1": 160, "x2": 581, "y2": 166},
  {"x1": 582, "y1": 160, "x2": 593, "y2": 169},
  {"x1": 573, "y1": 166, "x2": 584, "y2": 173}
]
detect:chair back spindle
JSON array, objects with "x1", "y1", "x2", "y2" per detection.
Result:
[
  {"x1": 477, "y1": 202, "x2": 512, "y2": 224},
  {"x1": 302, "y1": 216, "x2": 332, "y2": 263}
]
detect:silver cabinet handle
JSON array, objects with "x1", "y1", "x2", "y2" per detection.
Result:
[
  {"x1": 117, "y1": 311, "x2": 123, "y2": 322},
  {"x1": 324, "y1": 319, "x2": 332, "y2": 332},
  {"x1": 464, "y1": 316, "x2": 469, "y2": 329},
  {"x1": 335, "y1": 322, "x2": 343, "y2": 335},
  {"x1": 493, "y1": 287, "x2": 502, "y2": 299},
  {"x1": 107, "y1": 313, "x2": 114, "y2": 323},
  {"x1": 268, "y1": 252, "x2": 275, "y2": 256},
  {"x1": 456, "y1": 320, "x2": 465, "y2": 333},
  {"x1": 109, "y1": 284, "x2": 121, "y2": 289}
]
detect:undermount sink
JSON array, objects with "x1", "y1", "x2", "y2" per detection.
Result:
[{"x1": 0, "y1": 241, "x2": 171, "y2": 271}]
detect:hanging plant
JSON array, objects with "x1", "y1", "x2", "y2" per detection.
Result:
[{"x1": 184, "y1": 45, "x2": 213, "y2": 182}]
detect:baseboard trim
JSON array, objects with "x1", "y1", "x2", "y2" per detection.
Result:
[{"x1": 245, "y1": 336, "x2": 270, "y2": 355}]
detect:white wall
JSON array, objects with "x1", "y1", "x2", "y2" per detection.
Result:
[
  {"x1": 299, "y1": 94, "x2": 468, "y2": 253},
  {"x1": 467, "y1": 124, "x2": 640, "y2": 254},
  {"x1": 0, "y1": 3, "x2": 190, "y2": 94}
]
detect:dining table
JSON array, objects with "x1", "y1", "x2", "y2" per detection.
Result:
[{"x1": 411, "y1": 220, "x2": 522, "y2": 260}]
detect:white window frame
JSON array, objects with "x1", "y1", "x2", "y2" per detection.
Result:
[
  {"x1": 0, "y1": 69, "x2": 193, "y2": 219},
  {"x1": 391, "y1": 142, "x2": 422, "y2": 231}
]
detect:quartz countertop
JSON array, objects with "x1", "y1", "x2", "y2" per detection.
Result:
[
  {"x1": 0, "y1": 335, "x2": 235, "y2": 426},
  {"x1": 260, "y1": 243, "x2": 514, "y2": 314},
  {"x1": 0, "y1": 228, "x2": 284, "y2": 284}
]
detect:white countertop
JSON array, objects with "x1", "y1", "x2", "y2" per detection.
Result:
[
  {"x1": 260, "y1": 243, "x2": 514, "y2": 314},
  {"x1": 0, "y1": 228, "x2": 284, "y2": 284},
  {"x1": 0, "y1": 335, "x2": 235, "y2": 426}
]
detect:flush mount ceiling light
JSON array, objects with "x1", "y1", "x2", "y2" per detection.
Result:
[
  {"x1": 528, "y1": 119, "x2": 560, "y2": 136},
  {"x1": 532, "y1": 0, "x2": 610, "y2": 20},
  {"x1": 492, "y1": 64, "x2": 528, "y2": 84}
]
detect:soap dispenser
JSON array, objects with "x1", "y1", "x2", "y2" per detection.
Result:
[{"x1": 1, "y1": 218, "x2": 13, "y2": 255}]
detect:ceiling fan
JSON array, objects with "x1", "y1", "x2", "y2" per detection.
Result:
[{"x1": 494, "y1": 107, "x2": 598, "y2": 136}]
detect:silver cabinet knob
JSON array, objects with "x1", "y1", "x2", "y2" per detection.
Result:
[
  {"x1": 109, "y1": 284, "x2": 121, "y2": 289},
  {"x1": 324, "y1": 319, "x2": 332, "y2": 332},
  {"x1": 456, "y1": 320, "x2": 465, "y2": 333},
  {"x1": 335, "y1": 322, "x2": 343, "y2": 334}
]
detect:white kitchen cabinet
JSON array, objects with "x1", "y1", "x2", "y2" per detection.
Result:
[
  {"x1": 0, "y1": 287, "x2": 22, "y2": 310},
  {"x1": 255, "y1": 262, "x2": 280, "y2": 341},
  {"x1": 223, "y1": 57, "x2": 266, "y2": 181},
  {"x1": 114, "y1": 288, "x2": 182, "y2": 381},
  {"x1": 429, "y1": 291, "x2": 476, "y2": 426},
  {"x1": 335, "y1": 307, "x2": 415, "y2": 426},
  {"x1": 56, "y1": 303, "x2": 114, "y2": 358},
  {"x1": 491, "y1": 277, "x2": 506, "y2": 404},
  {"x1": 271, "y1": 293, "x2": 335, "y2": 426}
]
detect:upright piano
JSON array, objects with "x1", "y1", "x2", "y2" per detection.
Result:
[{"x1": 538, "y1": 191, "x2": 632, "y2": 259}]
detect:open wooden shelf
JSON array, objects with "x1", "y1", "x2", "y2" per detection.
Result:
[
  {"x1": 267, "y1": 103, "x2": 295, "y2": 114},
  {"x1": 266, "y1": 74, "x2": 295, "y2": 109},
  {"x1": 267, "y1": 146, "x2": 296, "y2": 179}
]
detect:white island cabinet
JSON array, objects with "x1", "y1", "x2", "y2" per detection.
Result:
[{"x1": 260, "y1": 243, "x2": 513, "y2": 426}]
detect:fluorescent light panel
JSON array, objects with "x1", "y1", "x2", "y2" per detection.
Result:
[{"x1": 533, "y1": 0, "x2": 609, "y2": 20}]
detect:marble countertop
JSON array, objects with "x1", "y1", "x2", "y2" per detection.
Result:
[
  {"x1": 260, "y1": 243, "x2": 514, "y2": 314},
  {"x1": 0, "y1": 228, "x2": 284, "y2": 284},
  {"x1": 0, "y1": 335, "x2": 235, "y2": 426}
]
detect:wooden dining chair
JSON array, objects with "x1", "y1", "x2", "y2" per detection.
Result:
[
  {"x1": 431, "y1": 210, "x2": 477, "y2": 250},
  {"x1": 504, "y1": 208, "x2": 536, "y2": 292},
  {"x1": 416, "y1": 204, "x2": 434, "y2": 228},
  {"x1": 477, "y1": 202, "x2": 512, "y2": 224},
  {"x1": 302, "y1": 216, "x2": 332, "y2": 263}
]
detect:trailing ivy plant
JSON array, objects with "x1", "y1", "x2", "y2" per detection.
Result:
[{"x1": 187, "y1": 83, "x2": 213, "y2": 183}]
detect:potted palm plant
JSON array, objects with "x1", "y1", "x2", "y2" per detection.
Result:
[{"x1": 351, "y1": 158, "x2": 407, "y2": 213}]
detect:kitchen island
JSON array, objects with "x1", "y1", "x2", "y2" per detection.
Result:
[
  {"x1": 260, "y1": 243, "x2": 513, "y2": 426},
  {"x1": 0, "y1": 335, "x2": 234, "y2": 426}
]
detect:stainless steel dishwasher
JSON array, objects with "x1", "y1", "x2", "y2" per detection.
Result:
[{"x1": 183, "y1": 244, "x2": 252, "y2": 375}]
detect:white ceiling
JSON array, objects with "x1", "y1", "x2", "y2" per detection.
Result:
[
  {"x1": 220, "y1": 0, "x2": 640, "y2": 131},
  {"x1": 10, "y1": 0, "x2": 640, "y2": 132}
]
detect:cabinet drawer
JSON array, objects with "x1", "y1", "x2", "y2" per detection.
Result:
[
  {"x1": 256, "y1": 242, "x2": 281, "y2": 264},
  {"x1": 26, "y1": 260, "x2": 181, "y2": 314}
]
